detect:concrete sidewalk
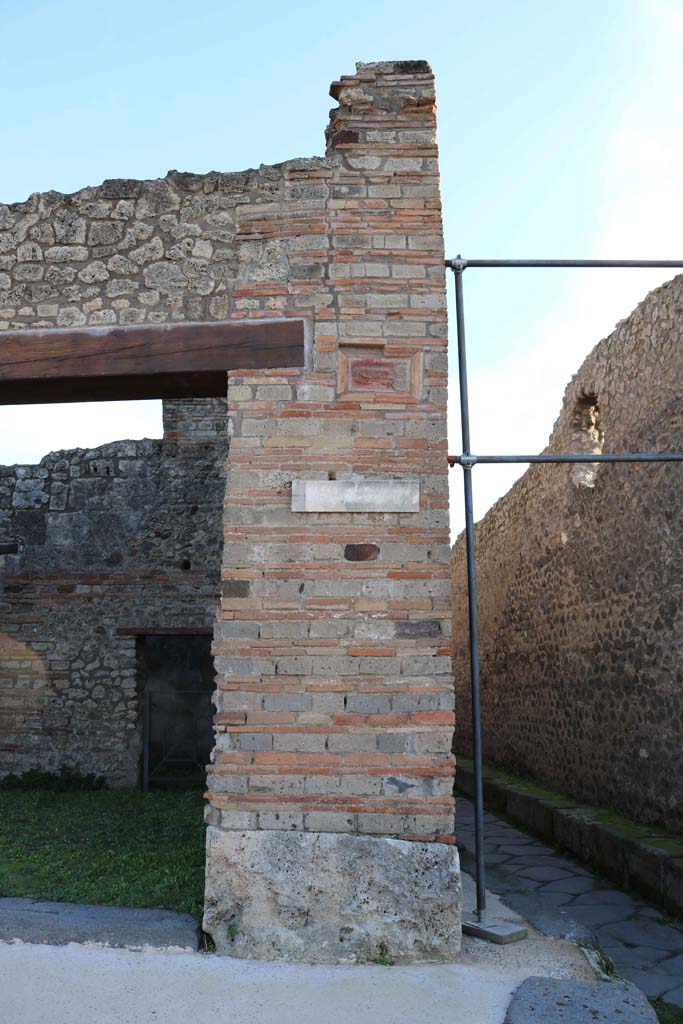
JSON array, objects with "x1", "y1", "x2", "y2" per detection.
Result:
[
  {"x1": 0, "y1": 943, "x2": 542, "y2": 1024},
  {"x1": 0, "y1": 876, "x2": 597, "y2": 1024}
]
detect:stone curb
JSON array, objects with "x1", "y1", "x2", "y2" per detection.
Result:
[
  {"x1": 504, "y1": 977, "x2": 657, "y2": 1023},
  {"x1": 456, "y1": 764, "x2": 683, "y2": 918},
  {"x1": 0, "y1": 898, "x2": 202, "y2": 951}
]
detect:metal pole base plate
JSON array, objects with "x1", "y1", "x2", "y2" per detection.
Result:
[{"x1": 462, "y1": 917, "x2": 528, "y2": 944}]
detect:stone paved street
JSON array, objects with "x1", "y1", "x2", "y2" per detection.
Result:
[{"x1": 457, "y1": 796, "x2": 683, "y2": 1008}]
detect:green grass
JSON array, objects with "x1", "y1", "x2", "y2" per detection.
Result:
[
  {"x1": 0, "y1": 785, "x2": 206, "y2": 918},
  {"x1": 592, "y1": 947, "x2": 618, "y2": 979},
  {"x1": 651, "y1": 1000, "x2": 683, "y2": 1024}
]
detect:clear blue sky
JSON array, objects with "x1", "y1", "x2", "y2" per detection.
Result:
[{"x1": 2, "y1": 0, "x2": 681, "y2": 531}]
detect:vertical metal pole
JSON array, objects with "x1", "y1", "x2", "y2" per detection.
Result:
[
  {"x1": 142, "y1": 688, "x2": 151, "y2": 793},
  {"x1": 453, "y1": 260, "x2": 487, "y2": 922}
]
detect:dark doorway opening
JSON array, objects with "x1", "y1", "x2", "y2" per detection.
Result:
[{"x1": 137, "y1": 634, "x2": 215, "y2": 790}]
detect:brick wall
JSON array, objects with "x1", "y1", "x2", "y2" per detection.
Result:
[
  {"x1": 208, "y1": 61, "x2": 454, "y2": 845},
  {"x1": 452, "y1": 276, "x2": 683, "y2": 833}
]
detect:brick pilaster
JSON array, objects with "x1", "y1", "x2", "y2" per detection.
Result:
[{"x1": 207, "y1": 61, "x2": 454, "y2": 844}]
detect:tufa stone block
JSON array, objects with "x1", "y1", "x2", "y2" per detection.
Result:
[{"x1": 203, "y1": 827, "x2": 461, "y2": 963}]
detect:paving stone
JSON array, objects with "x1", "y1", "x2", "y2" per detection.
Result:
[
  {"x1": 540, "y1": 876, "x2": 597, "y2": 895},
  {"x1": 516, "y1": 866, "x2": 576, "y2": 883},
  {"x1": 558, "y1": 866, "x2": 597, "y2": 880},
  {"x1": 504, "y1": 977, "x2": 657, "y2": 1023},
  {"x1": 505, "y1": 875, "x2": 542, "y2": 890},
  {"x1": 498, "y1": 844, "x2": 555, "y2": 857},
  {"x1": 487, "y1": 836, "x2": 525, "y2": 847},
  {"x1": 601, "y1": 919, "x2": 683, "y2": 952},
  {"x1": 487, "y1": 888, "x2": 593, "y2": 944},
  {"x1": 541, "y1": 892, "x2": 578, "y2": 907},
  {"x1": 637, "y1": 908, "x2": 665, "y2": 921},
  {"x1": 473, "y1": 872, "x2": 593, "y2": 942},
  {"x1": 605, "y1": 946, "x2": 672, "y2": 970},
  {"x1": 490, "y1": 874, "x2": 542, "y2": 894},
  {"x1": 567, "y1": 904, "x2": 633, "y2": 929},
  {"x1": 458, "y1": 797, "x2": 683, "y2": 1006},
  {"x1": 491, "y1": 835, "x2": 540, "y2": 843},
  {"x1": 619, "y1": 968, "x2": 681, "y2": 999},
  {"x1": 659, "y1": 954, "x2": 683, "y2": 975},
  {"x1": 500, "y1": 863, "x2": 547, "y2": 876},
  {"x1": 572, "y1": 890, "x2": 634, "y2": 908},
  {"x1": 507, "y1": 856, "x2": 581, "y2": 869},
  {"x1": 661, "y1": 984, "x2": 683, "y2": 1008},
  {"x1": 483, "y1": 824, "x2": 520, "y2": 836}
]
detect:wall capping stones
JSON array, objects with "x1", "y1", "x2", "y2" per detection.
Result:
[{"x1": 292, "y1": 479, "x2": 420, "y2": 513}]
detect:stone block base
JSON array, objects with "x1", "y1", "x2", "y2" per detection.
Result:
[{"x1": 203, "y1": 827, "x2": 461, "y2": 963}]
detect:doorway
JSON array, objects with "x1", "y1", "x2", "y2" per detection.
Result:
[{"x1": 138, "y1": 633, "x2": 215, "y2": 790}]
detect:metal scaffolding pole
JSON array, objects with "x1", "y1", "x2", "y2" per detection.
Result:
[
  {"x1": 453, "y1": 262, "x2": 487, "y2": 925},
  {"x1": 446, "y1": 256, "x2": 683, "y2": 944},
  {"x1": 445, "y1": 259, "x2": 683, "y2": 269},
  {"x1": 448, "y1": 453, "x2": 683, "y2": 466}
]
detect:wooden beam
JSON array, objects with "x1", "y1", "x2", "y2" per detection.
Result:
[
  {"x1": 0, "y1": 319, "x2": 305, "y2": 404},
  {"x1": 117, "y1": 627, "x2": 214, "y2": 637}
]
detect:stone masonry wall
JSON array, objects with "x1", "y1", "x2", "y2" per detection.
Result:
[
  {"x1": 0, "y1": 400, "x2": 226, "y2": 784},
  {"x1": 452, "y1": 276, "x2": 683, "y2": 833},
  {"x1": 0, "y1": 61, "x2": 459, "y2": 962}
]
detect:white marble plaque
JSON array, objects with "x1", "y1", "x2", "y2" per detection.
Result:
[{"x1": 291, "y1": 479, "x2": 419, "y2": 513}]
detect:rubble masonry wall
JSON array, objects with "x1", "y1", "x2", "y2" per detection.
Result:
[{"x1": 452, "y1": 277, "x2": 683, "y2": 833}]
